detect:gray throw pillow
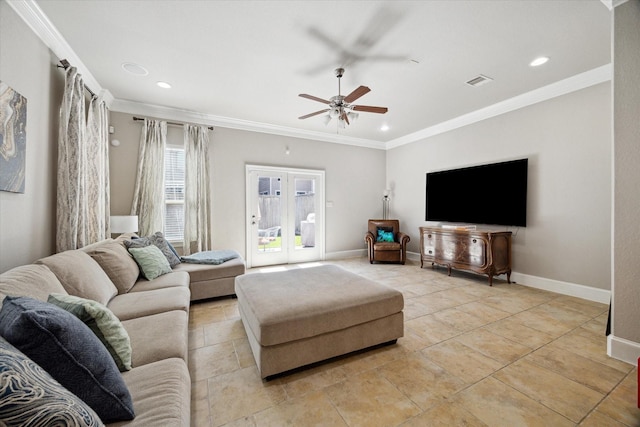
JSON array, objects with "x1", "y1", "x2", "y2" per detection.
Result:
[
  {"x1": 0, "y1": 336, "x2": 102, "y2": 427},
  {"x1": 125, "y1": 232, "x2": 181, "y2": 267},
  {"x1": 0, "y1": 296, "x2": 135, "y2": 423}
]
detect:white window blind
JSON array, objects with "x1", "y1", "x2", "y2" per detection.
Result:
[{"x1": 164, "y1": 147, "x2": 185, "y2": 241}]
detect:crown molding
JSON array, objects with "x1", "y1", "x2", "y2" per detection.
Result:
[
  {"x1": 6, "y1": 0, "x2": 104, "y2": 99},
  {"x1": 110, "y1": 99, "x2": 387, "y2": 150},
  {"x1": 386, "y1": 64, "x2": 612, "y2": 150},
  {"x1": 600, "y1": 0, "x2": 629, "y2": 11},
  {"x1": 10, "y1": 0, "x2": 612, "y2": 151}
]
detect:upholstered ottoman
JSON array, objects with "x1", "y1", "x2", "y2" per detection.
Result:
[{"x1": 235, "y1": 264, "x2": 404, "y2": 378}]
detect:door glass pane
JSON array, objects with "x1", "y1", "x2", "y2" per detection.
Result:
[
  {"x1": 295, "y1": 178, "x2": 315, "y2": 249},
  {"x1": 257, "y1": 176, "x2": 282, "y2": 252}
]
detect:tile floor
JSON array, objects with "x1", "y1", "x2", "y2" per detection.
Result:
[{"x1": 188, "y1": 258, "x2": 639, "y2": 427}]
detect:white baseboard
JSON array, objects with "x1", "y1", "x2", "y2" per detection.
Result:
[
  {"x1": 510, "y1": 272, "x2": 610, "y2": 304},
  {"x1": 408, "y1": 251, "x2": 610, "y2": 304},
  {"x1": 340, "y1": 251, "x2": 611, "y2": 305},
  {"x1": 608, "y1": 334, "x2": 640, "y2": 366},
  {"x1": 324, "y1": 249, "x2": 367, "y2": 260}
]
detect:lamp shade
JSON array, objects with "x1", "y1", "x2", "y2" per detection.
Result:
[{"x1": 110, "y1": 215, "x2": 139, "y2": 234}]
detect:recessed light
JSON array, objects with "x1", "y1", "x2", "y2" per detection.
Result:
[
  {"x1": 156, "y1": 81, "x2": 172, "y2": 89},
  {"x1": 121, "y1": 62, "x2": 148, "y2": 76},
  {"x1": 530, "y1": 56, "x2": 549, "y2": 67},
  {"x1": 380, "y1": 124, "x2": 390, "y2": 132}
]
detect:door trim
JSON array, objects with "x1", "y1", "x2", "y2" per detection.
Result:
[{"x1": 245, "y1": 165, "x2": 325, "y2": 268}]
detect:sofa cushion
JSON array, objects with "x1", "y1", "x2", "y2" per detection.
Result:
[
  {"x1": 124, "y1": 232, "x2": 181, "y2": 267},
  {"x1": 87, "y1": 240, "x2": 140, "y2": 294},
  {"x1": 107, "y1": 286, "x2": 190, "y2": 321},
  {"x1": 173, "y1": 256, "x2": 245, "y2": 283},
  {"x1": 0, "y1": 264, "x2": 67, "y2": 303},
  {"x1": 128, "y1": 245, "x2": 172, "y2": 280},
  {"x1": 48, "y1": 293, "x2": 132, "y2": 371},
  {"x1": 116, "y1": 358, "x2": 190, "y2": 427},
  {"x1": 0, "y1": 296, "x2": 135, "y2": 423},
  {"x1": 122, "y1": 310, "x2": 188, "y2": 366},
  {"x1": 0, "y1": 336, "x2": 102, "y2": 427},
  {"x1": 127, "y1": 270, "x2": 190, "y2": 293},
  {"x1": 36, "y1": 250, "x2": 117, "y2": 305}
]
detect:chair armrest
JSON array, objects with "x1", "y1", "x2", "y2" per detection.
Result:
[
  {"x1": 397, "y1": 232, "x2": 410, "y2": 246},
  {"x1": 365, "y1": 232, "x2": 376, "y2": 245}
]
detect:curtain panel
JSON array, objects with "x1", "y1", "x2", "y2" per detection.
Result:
[
  {"x1": 131, "y1": 119, "x2": 166, "y2": 236},
  {"x1": 183, "y1": 124, "x2": 212, "y2": 255},
  {"x1": 56, "y1": 67, "x2": 111, "y2": 252},
  {"x1": 85, "y1": 96, "x2": 111, "y2": 242}
]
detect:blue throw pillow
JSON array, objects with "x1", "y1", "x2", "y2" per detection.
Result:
[
  {"x1": 376, "y1": 227, "x2": 395, "y2": 242},
  {"x1": 0, "y1": 296, "x2": 135, "y2": 423},
  {"x1": 0, "y1": 336, "x2": 102, "y2": 426}
]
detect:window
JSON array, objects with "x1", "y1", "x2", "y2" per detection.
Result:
[{"x1": 164, "y1": 147, "x2": 185, "y2": 241}]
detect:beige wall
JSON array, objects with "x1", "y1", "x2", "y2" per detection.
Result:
[
  {"x1": 387, "y1": 82, "x2": 612, "y2": 290},
  {"x1": 0, "y1": 2, "x2": 63, "y2": 272},
  {"x1": 108, "y1": 111, "x2": 387, "y2": 258},
  {"x1": 612, "y1": 0, "x2": 640, "y2": 345}
]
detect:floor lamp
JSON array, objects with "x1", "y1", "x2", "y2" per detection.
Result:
[{"x1": 382, "y1": 190, "x2": 390, "y2": 220}]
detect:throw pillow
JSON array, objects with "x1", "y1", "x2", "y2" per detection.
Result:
[
  {"x1": 125, "y1": 232, "x2": 181, "y2": 267},
  {"x1": 47, "y1": 293, "x2": 132, "y2": 371},
  {"x1": 0, "y1": 296, "x2": 135, "y2": 423},
  {"x1": 376, "y1": 227, "x2": 395, "y2": 242},
  {"x1": 36, "y1": 250, "x2": 118, "y2": 305},
  {"x1": 0, "y1": 336, "x2": 102, "y2": 427},
  {"x1": 128, "y1": 245, "x2": 172, "y2": 280},
  {"x1": 88, "y1": 241, "x2": 140, "y2": 294}
]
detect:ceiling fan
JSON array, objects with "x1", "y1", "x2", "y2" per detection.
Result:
[{"x1": 298, "y1": 68, "x2": 388, "y2": 127}]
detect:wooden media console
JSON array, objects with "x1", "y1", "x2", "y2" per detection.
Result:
[{"x1": 419, "y1": 226, "x2": 512, "y2": 286}]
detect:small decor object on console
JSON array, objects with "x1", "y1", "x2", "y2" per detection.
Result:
[{"x1": 0, "y1": 81, "x2": 27, "y2": 193}]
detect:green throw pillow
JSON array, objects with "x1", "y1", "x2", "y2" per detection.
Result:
[
  {"x1": 128, "y1": 245, "x2": 172, "y2": 280},
  {"x1": 47, "y1": 293, "x2": 132, "y2": 372}
]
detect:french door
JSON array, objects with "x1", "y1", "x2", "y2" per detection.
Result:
[{"x1": 246, "y1": 165, "x2": 324, "y2": 268}]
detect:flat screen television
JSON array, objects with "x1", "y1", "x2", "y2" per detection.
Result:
[{"x1": 425, "y1": 158, "x2": 528, "y2": 227}]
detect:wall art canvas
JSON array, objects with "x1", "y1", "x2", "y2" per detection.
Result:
[{"x1": 0, "y1": 81, "x2": 27, "y2": 193}]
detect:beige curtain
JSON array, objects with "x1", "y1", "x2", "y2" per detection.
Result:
[
  {"x1": 85, "y1": 95, "x2": 111, "y2": 242},
  {"x1": 131, "y1": 119, "x2": 166, "y2": 236},
  {"x1": 182, "y1": 124, "x2": 211, "y2": 255},
  {"x1": 56, "y1": 67, "x2": 109, "y2": 251}
]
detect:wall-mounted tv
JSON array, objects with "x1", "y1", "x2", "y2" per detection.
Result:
[{"x1": 425, "y1": 158, "x2": 528, "y2": 227}]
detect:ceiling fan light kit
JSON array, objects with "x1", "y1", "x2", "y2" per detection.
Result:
[{"x1": 299, "y1": 68, "x2": 387, "y2": 128}]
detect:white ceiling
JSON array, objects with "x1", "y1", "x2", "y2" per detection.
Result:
[{"x1": 31, "y1": 0, "x2": 611, "y2": 146}]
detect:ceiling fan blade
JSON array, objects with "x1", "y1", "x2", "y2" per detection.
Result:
[
  {"x1": 343, "y1": 85, "x2": 371, "y2": 103},
  {"x1": 299, "y1": 94, "x2": 331, "y2": 104},
  {"x1": 341, "y1": 111, "x2": 350, "y2": 125},
  {"x1": 298, "y1": 109, "x2": 330, "y2": 120},
  {"x1": 351, "y1": 105, "x2": 388, "y2": 114}
]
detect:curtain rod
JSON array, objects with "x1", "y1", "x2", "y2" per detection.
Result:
[
  {"x1": 132, "y1": 116, "x2": 214, "y2": 131},
  {"x1": 57, "y1": 59, "x2": 97, "y2": 98}
]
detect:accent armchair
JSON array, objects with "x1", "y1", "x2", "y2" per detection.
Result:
[{"x1": 365, "y1": 219, "x2": 410, "y2": 265}]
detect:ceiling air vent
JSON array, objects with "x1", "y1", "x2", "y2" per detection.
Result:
[{"x1": 465, "y1": 74, "x2": 494, "y2": 87}]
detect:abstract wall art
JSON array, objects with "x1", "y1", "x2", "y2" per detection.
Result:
[{"x1": 0, "y1": 81, "x2": 27, "y2": 193}]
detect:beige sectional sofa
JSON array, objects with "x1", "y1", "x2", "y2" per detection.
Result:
[{"x1": 0, "y1": 235, "x2": 236, "y2": 426}]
